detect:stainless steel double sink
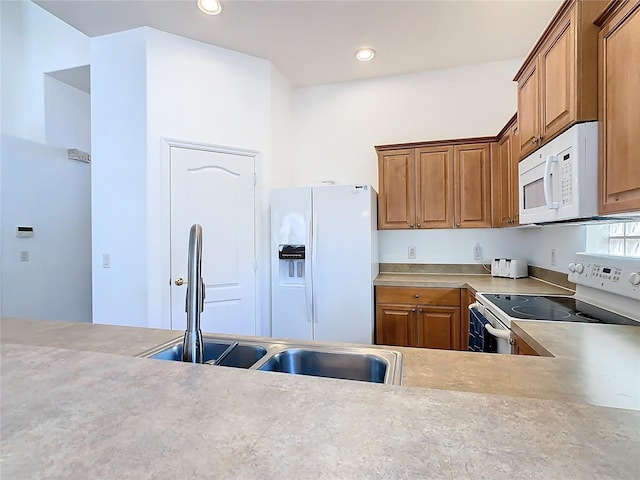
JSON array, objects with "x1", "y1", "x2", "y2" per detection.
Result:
[{"x1": 138, "y1": 335, "x2": 403, "y2": 385}]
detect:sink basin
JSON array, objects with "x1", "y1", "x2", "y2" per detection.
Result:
[
  {"x1": 142, "y1": 338, "x2": 267, "y2": 369},
  {"x1": 139, "y1": 336, "x2": 402, "y2": 384},
  {"x1": 256, "y1": 348, "x2": 397, "y2": 384}
]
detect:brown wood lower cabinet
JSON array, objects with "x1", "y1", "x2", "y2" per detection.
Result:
[
  {"x1": 460, "y1": 289, "x2": 476, "y2": 351},
  {"x1": 375, "y1": 286, "x2": 461, "y2": 351},
  {"x1": 511, "y1": 331, "x2": 539, "y2": 356}
]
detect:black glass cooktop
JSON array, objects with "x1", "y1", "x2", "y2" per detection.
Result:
[{"x1": 483, "y1": 294, "x2": 638, "y2": 326}]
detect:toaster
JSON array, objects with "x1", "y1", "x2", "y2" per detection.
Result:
[{"x1": 491, "y1": 258, "x2": 528, "y2": 279}]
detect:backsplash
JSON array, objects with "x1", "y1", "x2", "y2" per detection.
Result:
[{"x1": 378, "y1": 224, "x2": 587, "y2": 274}]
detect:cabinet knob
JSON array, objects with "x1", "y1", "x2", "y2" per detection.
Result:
[
  {"x1": 419, "y1": 308, "x2": 423, "y2": 313},
  {"x1": 455, "y1": 223, "x2": 460, "y2": 227},
  {"x1": 409, "y1": 224, "x2": 415, "y2": 228},
  {"x1": 411, "y1": 308, "x2": 416, "y2": 312},
  {"x1": 417, "y1": 224, "x2": 421, "y2": 227},
  {"x1": 532, "y1": 137, "x2": 537, "y2": 144},
  {"x1": 415, "y1": 294, "x2": 420, "y2": 298}
]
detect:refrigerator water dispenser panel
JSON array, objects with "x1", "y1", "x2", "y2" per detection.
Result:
[
  {"x1": 278, "y1": 245, "x2": 305, "y2": 260},
  {"x1": 278, "y1": 245, "x2": 305, "y2": 284}
]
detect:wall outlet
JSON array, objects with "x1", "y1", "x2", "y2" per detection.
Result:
[
  {"x1": 473, "y1": 243, "x2": 482, "y2": 261},
  {"x1": 20, "y1": 251, "x2": 29, "y2": 262},
  {"x1": 408, "y1": 246, "x2": 416, "y2": 259},
  {"x1": 102, "y1": 253, "x2": 111, "y2": 268},
  {"x1": 551, "y1": 248, "x2": 557, "y2": 266}
]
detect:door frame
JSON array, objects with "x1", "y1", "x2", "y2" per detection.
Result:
[{"x1": 159, "y1": 138, "x2": 262, "y2": 332}]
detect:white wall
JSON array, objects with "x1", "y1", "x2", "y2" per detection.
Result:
[
  {"x1": 380, "y1": 228, "x2": 529, "y2": 264},
  {"x1": 270, "y1": 66, "x2": 295, "y2": 189},
  {"x1": 1, "y1": 1, "x2": 92, "y2": 323},
  {"x1": 1, "y1": 136, "x2": 92, "y2": 322},
  {"x1": 292, "y1": 58, "x2": 522, "y2": 188},
  {"x1": 90, "y1": 28, "x2": 149, "y2": 327},
  {"x1": 145, "y1": 28, "x2": 273, "y2": 334},
  {"x1": 1, "y1": 0, "x2": 90, "y2": 143},
  {"x1": 91, "y1": 28, "x2": 275, "y2": 332},
  {"x1": 521, "y1": 224, "x2": 587, "y2": 272},
  {"x1": 380, "y1": 225, "x2": 587, "y2": 274}
]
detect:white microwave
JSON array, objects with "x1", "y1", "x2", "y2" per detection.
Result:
[{"x1": 519, "y1": 122, "x2": 598, "y2": 224}]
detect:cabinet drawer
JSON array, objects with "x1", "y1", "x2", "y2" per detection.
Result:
[{"x1": 376, "y1": 286, "x2": 460, "y2": 306}]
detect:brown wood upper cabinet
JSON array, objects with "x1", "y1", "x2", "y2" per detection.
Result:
[
  {"x1": 491, "y1": 115, "x2": 520, "y2": 227},
  {"x1": 377, "y1": 139, "x2": 492, "y2": 229},
  {"x1": 595, "y1": 0, "x2": 640, "y2": 215},
  {"x1": 514, "y1": 0, "x2": 606, "y2": 160}
]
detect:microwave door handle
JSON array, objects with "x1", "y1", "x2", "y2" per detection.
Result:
[{"x1": 543, "y1": 154, "x2": 559, "y2": 209}]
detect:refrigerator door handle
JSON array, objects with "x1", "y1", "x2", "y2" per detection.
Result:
[
  {"x1": 311, "y1": 208, "x2": 318, "y2": 324},
  {"x1": 303, "y1": 210, "x2": 314, "y2": 324}
]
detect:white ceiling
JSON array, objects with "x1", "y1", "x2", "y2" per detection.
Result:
[{"x1": 35, "y1": 0, "x2": 563, "y2": 88}]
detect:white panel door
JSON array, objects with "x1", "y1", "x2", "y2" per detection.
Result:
[
  {"x1": 170, "y1": 146, "x2": 256, "y2": 335},
  {"x1": 312, "y1": 185, "x2": 374, "y2": 344}
]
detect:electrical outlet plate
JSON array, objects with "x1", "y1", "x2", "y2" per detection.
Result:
[
  {"x1": 551, "y1": 249, "x2": 557, "y2": 266},
  {"x1": 408, "y1": 246, "x2": 416, "y2": 260},
  {"x1": 473, "y1": 244, "x2": 482, "y2": 261}
]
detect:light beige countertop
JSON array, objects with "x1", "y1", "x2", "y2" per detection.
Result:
[
  {"x1": 374, "y1": 272, "x2": 573, "y2": 295},
  {"x1": 2, "y1": 323, "x2": 639, "y2": 479},
  {"x1": 371, "y1": 273, "x2": 640, "y2": 410}
]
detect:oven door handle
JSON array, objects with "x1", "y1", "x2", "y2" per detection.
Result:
[
  {"x1": 470, "y1": 302, "x2": 513, "y2": 343},
  {"x1": 484, "y1": 322, "x2": 512, "y2": 341}
]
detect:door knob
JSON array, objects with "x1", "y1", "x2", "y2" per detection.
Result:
[{"x1": 174, "y1": 277, "x2": 186, "y2": 286}]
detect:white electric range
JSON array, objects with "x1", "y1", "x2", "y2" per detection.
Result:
[{"x1": 473, "y1": 253, "x2": 640, "y2": 354}]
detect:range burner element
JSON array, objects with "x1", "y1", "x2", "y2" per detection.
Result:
[
  {"x1": 511, "y1": 306, "x2": 572, "y2": 320},
  {"x1": 481, "y1": 294, "x2": 637, "y2": 325}
]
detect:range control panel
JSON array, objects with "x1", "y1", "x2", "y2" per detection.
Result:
[{"x1": 568, "y1": 253, "x2": 640, "y2": 300}]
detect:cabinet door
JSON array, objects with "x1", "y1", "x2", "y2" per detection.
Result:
[
  {"x1": 517, "y1": 62, "x2": 540, "y2": 159},
  {"x1": 416, "y1": 306, "x2": 460, "y2": 350},
  {"x1": 511, "y1": 332, "x2": 539, "y2": 356},
  {"x1": 375, "y1": 304, "x2": 417, "y2": 347},
  {"x1": 540, "y1": 10, "x2": 576, "y2": 143},
  {"x1": 454, "y1": 143, "x2": 492, "y2": 228},
  {"x1": 599, "y1": 2, "x2": 640, "y2": 214},
  {"x1": 377, "y1": 150, "x2": 416, "y2": 229},
  {"x1": 491, "y1": 134, "x2": 513, "y2": 227},
  {"x1": 510, "y1": 123, "x2": 520, "y2": 225},
  {"x1": 460, "y1": 290, "x2": 475, "y2": 351},
  {"x1": 416, "y1": 146, "x2": 454, "y2": 229}
]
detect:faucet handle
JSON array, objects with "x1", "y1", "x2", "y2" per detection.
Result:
[{"x1": 198, "y1": 278, "x2": 206, "y2": 312}]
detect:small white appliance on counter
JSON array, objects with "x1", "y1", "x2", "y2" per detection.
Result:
[
  {"x1": 472, "y1": 253, "x2": 640, "y2": 354},
  {"x1": 491, "y1": 258, "x2": 528, "y2": 279},
  {"x1": 270, "y1": 184, "x2": 378, "y2": 344},
  {"x1": 519, "y1": 121, "x2": 598, "y2": 224}
]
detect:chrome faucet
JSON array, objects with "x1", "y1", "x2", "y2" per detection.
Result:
[{"x1": 182, "y1": 224, "x2": 205, "y2": 363}]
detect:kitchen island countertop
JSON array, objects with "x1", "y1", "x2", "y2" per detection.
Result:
[{"x1": 2, "y1": 321, "x2": 639, "y2": 479}]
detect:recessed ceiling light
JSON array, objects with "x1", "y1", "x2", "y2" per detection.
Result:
[
  {"x1": 198, "y1": 0, "x2": 223, "y2": 15},
  {"x1": 355, "y1": 48, "x2": 376, "y2": 62}
]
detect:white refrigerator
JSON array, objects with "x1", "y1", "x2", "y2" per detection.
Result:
[{"x1": 270, "y1": 184, "x2": 378, "y2": 344}]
